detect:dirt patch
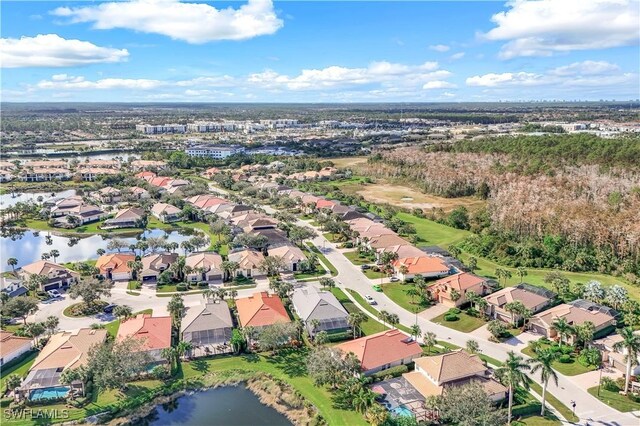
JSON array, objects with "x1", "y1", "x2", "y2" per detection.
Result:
[{"x1": 329, "y1": 156, "x2": 368, "y2": 168}]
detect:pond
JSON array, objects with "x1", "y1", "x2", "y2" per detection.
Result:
[
  {"x1": 0, "y1": 189, "x2": 77, "y2": 210},
  {"x1": 0, "y1": 228, "x2": 200, "y2": 270},
  {"x1": 135, "y1": 386, "x2": 291, "y2": 426}
]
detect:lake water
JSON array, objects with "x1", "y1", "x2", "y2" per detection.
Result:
[
  {"x1": 0, "y1": 190, "x2": 77, "y2": 210},
  {"x1": 1, "y1": 228, "x2": 198, "y2": 270},
  {"x1": 136, "y1": 386, "x2": 291, "y2": 426}
]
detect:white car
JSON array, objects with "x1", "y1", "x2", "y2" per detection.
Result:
[
  {"x1": 364, "y1": 295, "x2": 377, "y2": 305},
  {"x1": 47, "y1": 289, "x2": 62, "y2": 299}
]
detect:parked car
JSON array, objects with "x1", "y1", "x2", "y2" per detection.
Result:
[
  {"x1": 390, "y1": 276, "x2": 400, "y2": 282},
  {"x1": 365, "y1": 295, "x2": 377, "y2": 305},
  {"x1": 47, "y1": 289, "x2": 62, "y2": 299},
  {"x1": 372, "y1": 284, "x2": 383, "y2": 292},
  {"x1": 360, "y1": 264, "x2": 371, "y2": 270},
  {"x1": 103, "y1": 304, "x2": 117, "y2": 314}
]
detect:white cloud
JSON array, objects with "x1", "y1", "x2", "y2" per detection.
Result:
[
  {"x1": 483, "y1": 0, "x2": 640, "y2": 59},
  {"x1": 429, "y1": 44, "x2": 450, "y2": 52},
  {"x1": 550, "y1": 60, "x2": 620, "y2": 76},
  {"x1": 36, "y1": 75, "x2": 164, "y2": 90},
  {"x1": 423, "y1": 81, "x2": 457, "y2": 89},
  {"x1": 0, "y1": 34, "x2": 128, "y2": 68},
  {"x1": 450, "y1": 52, "x2": 465, "y2": 60},
  {"x1": 52, "y1": 0, "x2": 283, "y2": 44},
  {"x1": 466, "y1": 72, "x2": 542, "y2": 87}
]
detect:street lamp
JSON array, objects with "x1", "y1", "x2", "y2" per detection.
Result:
[{"x1": 570, "y1": 400, "x2": 576, "y2": 416}]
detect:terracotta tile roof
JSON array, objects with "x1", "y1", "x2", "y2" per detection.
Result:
[
  {"x1": 393, "y1": 256, "x2": 449, "y2": 275},
  {"x1": 151, "y1": 202, "x2": 182, "y2": 216},
  {"x1": 185, "y1": 252, "x2": 223, "y2": 272},
  {"x1": 316, "y1": 199, "x2": 337, "y2": 209},
  {"x1": 484, "y1": 286, "x2": 551, "y2": 310},
  {"x1": 368, "y1": 234, "x2": 409, "y2": 249},
  {"x1": 431, "y1": 272, "x2": 486, "y2": 292},
  {"x1": 21, "y1": 260, "x2": 79, "y2": 278},
  {"x1": 335, "y1": 329, "x2": 422, "y2": 372},
  {"x1": 0, "y1": 331, "x2": 31, "y2": 358},
  {"x1": 235, "y1": 292, "x2": 290, "y2": 327},
  {"x1": 267, "y1": 245, "x2": 307, "y2": 263},
  {"x1": 135, "y1": 171, "x2": 156, "y2": 179},
  {"x1": 117, "y1": 314, "x2": 172, "y2": 351},
  {"x1": 95, "y1": 253, "x2": 135, "y2": 274},
  {"x1": 414, "y1": 350, "x2": 486, "y2": 384},
  {"x1": 30, "y1": 328, "x2": 107, "y2": 371},
  {"x1": 531, "y1": 303, "x2": 615, "y2": 329},
  {"x1": 112, "y1": 207, "x2": 145, "y2": 221},
  {"x1": 228, "y1": 249, "x2": 265, "y2": 270}
]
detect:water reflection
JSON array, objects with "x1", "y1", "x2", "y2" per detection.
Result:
[{"x1": 0, "y1": 190, "x2": 77, "y2": 210}]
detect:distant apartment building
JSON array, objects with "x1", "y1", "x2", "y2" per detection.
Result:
[
  {"x1": 135, "y1": 124, "x2": 187, "y2": 134},
  {"x1": 187, "y1": 121, "x2": 237, "y2": 133},
  {"x1": 260, "y1": 119, "x2": 299, "y2": 129},
  {"x1": 185, "y1": 144, "x2": 245, "y2": 159}
]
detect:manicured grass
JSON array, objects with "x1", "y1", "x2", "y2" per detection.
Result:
[
  {"x1": 587, "y1": 386, "x2": 640, "y2": 412},
  {"x1": 294, "y1": 270, "x2": 326, "y2": 280},
  {"x1": 527, "y1": 379, "x2": 579, "y2": 423},
  {"x1": 381, "y1": 282, "x2": 427, "y2": 312},
  {"x1": 521, "y1": 346, "x2": 596, "y2": 376},
  {"x1": 363, "y1": 269, "x2": 387, "y2": 280},
  {"x1": 322, "y1": 232, "x2": 342, "y2": 243},
  {"x1": 344, "y1": 288, "x2": 414, "y2": 335},
  {"x1": 513, "y1": 415, "x2": 562, "y2": 426},
  {"x1": 396, "y1": 212, "x2": 471, "y2": 246},
  {"x1": 432, "y1": 311, "x2": 486, "y2": 332},
  {"x1": 330, "y1": 288, "x2": 388, "y2": 336},
  {"x1": 0, "y1": 352, "x2": 37, "y2": 392},
  {"x1": 306, "y1": 242, "x2": 338, "y2": 276},
  {"x1": 343, "y1": 250, "x2": 373, "y2": 265},
  {"x1": 104, "y1": 308, "x2": 152, "y2": 337}
]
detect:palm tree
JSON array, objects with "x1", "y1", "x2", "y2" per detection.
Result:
[
  {"x1": 405, "y1": 287, "x2": 420, "y2": 304},
  {"x1": 347, "y1": 312, "x2": 366, "y2": 339},
  {"x1": 5, "y1": 374, "x2": 22, "y2": 393},
  {"x1": 423, "y1": 331, "x2": 437, "y2": 355},
  {"x1": 378, "y1": 310, "x2": 391, "y2": 326},
  {"x1": 352, "y1": 387, "x2": 376, "y2": 413},
  {"x1": 49, "y1": 250, "x2": 60, "y2": 263},
  {"x1": 161, "y1": 346, "x2": 179, "y2": 371},
  {"x1": 6, "y1": 258, "x2": 18, "y2": 273},
  {"x1": 364, "y1": 404, "x2": 388, "y2": 426},
  {"x1": 410, "y1": 324, "x2": 421, "y2": 340},
  {"x1": 517, "y1": 267, "x2": 528, "y2": 283},
  {"x1": 201, "y1": 288, "x2": 216, "y2": 301},
  {"x1": 504, "y1": 301, "x2": 525, "y2": 327},
  {"x1": 613, "y1": 327, "x2": 640, "y2": 394},
  {"x1": 499, "y1": 351, "x2": 531, "y2": 425},
  {"x1": 466, "y1": 339, "x2": 481, "y2": 354},
  {"x1": 176, "y1": 340, "x2": 193, "y2": 359},
  {"x1": 552, "y1": 317, "x2": 574, "y2": 349},
  {"x1": 388, "y1": 313, "x2": 400, "y2": 328},
  {"x1": 529, "y1": 349, "x2": 559, "y2": 416}
]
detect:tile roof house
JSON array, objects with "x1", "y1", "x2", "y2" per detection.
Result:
[
  {"x1": 429, "y1": 272, "x2": 491, "y2": 308},
  {"x1": 95, "y1": 253, "x2": 136, "y2": 281},
  {"x1": 117, "y1": 314, "x2": 172, "y2": 363},
  {"x1": 131, "y1": 160, "x2": 167, "y2": 170},
  {"x1": 228, "y1": 249, "x2": 265, "y2": 278},
  {"x1": 103, "y1": 207, "x2": 146, "y2": 229},
  {"x1": 185, "y1": 252, "x2": 224, "y2": 284},
  {"x1": 186, "y1": 194, "x2": 228, "y2": 210},
  {"x1": 290, "y1": 287, "x2": 349, "y2": 337},
  {"x1": 90, "y1": 186, "x2": 122, "y2": 204},
  {"x1": 529, "y1": 299, "x2": 617, "y2": 343},
  {"x1": 334, "y1": 329, "x2": 422, "y2": 375},
  {"x1": 0, "y1": 331, "x2": 32, "y2": 367},
  {"x1": 182, "y1": 300, "x2": 233, "y2": 357},
  {"x1": 129, "y1": 186, "x2": 151, "y2": 200},
  {"x1": 592, "y1": 331, "x2": 640, "y2": 375},
  {"x1": 393, "y1": 256, "x2": 450, "y2": 281},
  {"x1": 19, "y1": 260, "x2": 79, "y2": 292},
  {"x1": 18, "y1": 329, "x2": 107, "y2": 399},
  {"x1": 0, "y1": 276, "x2": 27, "y2": 298},
  {"x1": 140, "y1": 252, "x2": 178, "y2": 283},
  {"x1": 151, "y1": 203, "x2": 182, "y2": 223},
  {"x1": 266, "y1": 244, "x2": 307, "y2": 272},
  {"x1": 484, "y1": 284, "x2": 555, "y2": 323},
  {"x1": 235, "y1": 292, "x2": 290, "y2": 328},
  {"x1": 403, "y1": 350, "x2": 507, "y2": 402}
]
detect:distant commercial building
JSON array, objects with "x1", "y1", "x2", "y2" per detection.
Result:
[
  {"x1": 187, "y1": 122, "x2": 237, "y2": 133},
  {"x1": 260, "y1": 119, "x2": 299, "y2": 129},
  {"x1": 135, "y1": 124, "x2": 187, "y2": 134},
  {"x1": 185, "y1": 144, "x2": 245, "y2": 159}
]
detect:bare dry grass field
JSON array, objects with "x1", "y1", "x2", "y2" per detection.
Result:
[{"x1": 329, "y1": 156, "x2": 368, "y2": 168}]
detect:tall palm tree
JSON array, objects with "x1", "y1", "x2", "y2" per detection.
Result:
[
  {"x1": 410, "y1": 324, "x2": 422, "y2": 340},
  {"x1": 6, "y1": 258, "x2": 18, "y2": 273},
  {"x1": 529, "y1": 349, "x2": 559, "y2": 416},
  {"x1": 499, "y1": 351, "x2": 531, "y2": 425},
  {"x1": 552, "y1": 317, "x2": 574, "y2": 349},
  {"x1": 377, "y1": 310, "x2": 391, "y2": 326},
  {"x1": 347, "y1": 312, "x2": 366, "y2": 339},
  {"x1": 423, "y1": 331, "x2": 437, "y2": 355},
  {"x1": 613, "y1": 327, "x2": 640, "y2": 394}
]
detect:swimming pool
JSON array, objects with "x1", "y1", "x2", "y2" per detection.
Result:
[
  {"x1": 30, "y1": 386, "x2": 70, "y2": 401},
  {"x1": 391, "y1": 405, "x2": 413, "y2": 417}
]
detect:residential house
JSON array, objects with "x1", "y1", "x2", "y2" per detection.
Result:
[
  {"x1": 0, "y1": 331, "x2": 32, "y2": 367},
  {"x1": 0, "y1": 276, "x2": 27, "y2": 298},
  {"x1": 90, "y1": 186, "x2": 122, "y2": 204},
  {"x1": 267, "y1": 244, "x2": 307, "y2": 272},
  {"x1": 129, "y1": 186, "x2": 151, "y2": 200},
  {"x1": 140, "y1": 253, "x2": 178, "y2": 283},
  {"x1": 235, "y1": 292, "x2": 290, "y2": 331},
  {"x1": 186, "y1": 194, "x2": 228, "y2": 211},
  {"x1": 484, "y1": 284, "x2": 555, "y2": 323},
  {"x1": 334, "y1": 329, "x2": 422, "y2": 376},
  {"x1": 151, "y1": 203, "x2": 182, "y2": 223},
  {"x1": 250, "y1": 228, "x2": 291, "y2": 248},
  {"x1": 290, "y1": 287, "x2": 349, "y2": 337},
  {"x1": 181, "y1": 300, "x2": 234, "y2": 356},
  {"x1": 201, "y1": 167, "x2": 221, "y2": 179},
  {"x1": 392, "y1": 256, "x2": 450, "y2": 281},
  {"x1": 19, "y1": 260, "x2": 79, "y2": 291},
  {"x1": 529, "y1": 299, "x2": 617, "y2": 343},
  {"x1": 49, "y1": 196, "x2": 84, "y2": 217},
  {"x1": 592, "y1": 331, "x2": 640, "y2": 375},
  {"x1": 228, "y1": 249, "x2": 265, "y2": 278},
  {"x1": 429, "y1": 272, "x2": 491, "y2": 308},
  {"x1": 95, "y1": 253, "x2": 136, "y2": 281},
  {"x1": 135, "y1": 171, "x2": 156, "y2": 180},
  {"x1": 77, "y1": 167, "x2": 119, "y2": 182},
  {"x1": 17, "y1": 329, "x2": 107, "y2": 400},
  {"x1": 403, "y1": 350, "x2": 507, "y2": 402},
  {"x1": 117, "y1": 314, "x2": 172, "y2": 364},
  {"x1": 54, "y1": 204, "x2": 105, "y2": 226},
  {"x1": 103, "y1": 207, "x2": 146, "y2": 229},
  {"x1": 131, "y1": 160, "x2": 167, "y2": 170},
  {"x1": 185, "y1": 252, "x2": 224, "y2": 284}
]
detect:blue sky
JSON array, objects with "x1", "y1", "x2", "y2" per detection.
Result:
[{"x1": 1, "y1": 0, "x2": 638, "y2": 102}]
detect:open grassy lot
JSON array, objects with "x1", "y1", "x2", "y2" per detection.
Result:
[
  {"x1": 329, "y1": 156, "x2": 369, "y2": 168},
  {"x1": 587, "y1": 386, "x2": 640, "y2": 412},
  {"x1": 521, "y1": 345, "x2": 596, "y2": 376},
  {"x1": 432, "y1": 311, "x2": 486, "y2": 333},
  {"x1": 330, "y1": 288, "x2": 388, "y2": 336},
  {"x1": 343, "y1": 250, "x2": 373, "y2": 265}
]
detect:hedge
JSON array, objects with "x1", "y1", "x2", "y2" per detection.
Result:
[{"x1": 371, "y1": 364, "x2": 409, "y2": 381}]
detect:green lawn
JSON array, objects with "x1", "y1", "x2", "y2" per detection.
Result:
[
  {"x1": 294, "y1": 270, "x2": 326, "y2": 280},
  {"x1": 0, "y1": 352, "x2": 37, "y2": 392},
  {"x1": 306, "y1": 242, "x2": 338, "y2": 276},
  {"x1": 396, "y1": 212, "x2": 471, "y2": 246},
  {"x1": 343, "y1": 250, "x2": 373, "y2": 265},
  {"x1": 587, "y1": 386, "x2": 640, "y2": 412},
  {"x1": 343, "y1": 288, "x2": 415, "y2": 335},
  {"x1": 521, "y1": 346, "x2": 596, "y2": 376},
  {"x1": 526, "y1": 380, "x2": 578, "y2": 422},
  {"x1": 330, "y1": 288, "x2": 388, "y2": 336},
  {"x1": 513, "y1": 415, "x2": 562, "y2": 426},
  {"x1": 104, "y1": 309, "x2": 152, "y2": 337},
  {"x1": 363, "y1": 269, "x2": 387, "y2": 280},
  {"x1": 432, "y1": 311, "x2": 486, "y2": 332},
  {"x1": 381, "y1": 282, "x2": 428, "y2": 312}
]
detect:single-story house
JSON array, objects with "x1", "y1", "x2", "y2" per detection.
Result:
[
  {"x1": 140, "y1": 252, "x2": 178, "y2": 283},
  {"x1": 529, "y1": 299, "x2": 617, "y2": 343},
  {"x1": 429, "y1": 272, "x2": 491, "y2": 308},
  {"x1": 95, "y1": 253, "x2": 136, "y2": 281},
  {"x1": 181, "y1": 300, "x2": 234, "y2": 357},
  {"x1": 290, "y1": 287, "x2": 349, "y2": 337},
  {"x1": 592, "y1": 331, "x2": 640, "y2": 375},
  {"x1": 334, "y1": 329, "x2": 422, "y2": 376},
  {"x1": 117, "y1": 314, "x2": 172, "y2": 364},
  {"x1": 227, "y1": 249, "x2": 265, "y2": 278},
  {"x1": 185, "y1": 252, "x2": 224, "y2": 284},
  {"x1": 90, "y1": 186, "x2": 122, "y2": 204},
  {"x1": 103, "y1": 207, "x2": 146, "y2": 229},
  {"x1": 19, "y1": 260, "x2": 79, "y2": 291},
  {"x1": 17, "y1": 329, "x2": 107, "y2": 400},
  {"x1": 267, "y1": 244, "x2": 307, "y2": 272},
  {"x1": 235, "y1": 292, "x2": 290, "y2": 330},
  {"x1": 151, "y1": 203, "x2": 182, "y2": 223},
  {"x1": 484, "y1": 283, "x2": 555, "y2": 323},
  {"x1": 403, "y1": 350, "x2": 507, "y2": 402},
  {"x1": 393, "y1": 256, "x2": 451, "y2": 281},
  {"x1": 0, "y1": 331, "x2": 33, "y2": 367}
]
